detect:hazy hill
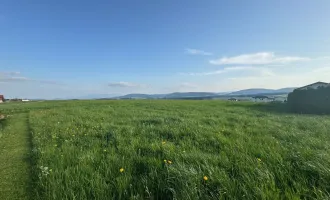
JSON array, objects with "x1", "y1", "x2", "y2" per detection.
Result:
[
  {"x1": 98, "y1": 88, "x2": 296, "y2": 99},
  {"x1": 228, "y1": 87, "x2": 296, "y2": 96}
]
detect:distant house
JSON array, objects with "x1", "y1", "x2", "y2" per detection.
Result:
[
  {"x1": 252, "y1": 95, "x2": 269, "y2": 100},
  {"x1": 228, "y1": 98, "x2": 237, "y2": 101},
  {"x1": 9, "y1": 98, "x2": 22, "y2": 102},
  {"x1": 252, "y1": 95, "x2": 275, "y2": 102},
  {"x1": 0, "y1": 95, "x2": 4, "y2": 103},
  {"x1": 296, "y1": 82, "x2": 329, "y2": 90},
  {"x1": 22, "y1": 99, "x2": 30, "y2": 102}
]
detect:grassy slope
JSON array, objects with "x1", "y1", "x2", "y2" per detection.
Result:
[
  {"x1": 1, "y1": 100, "x2": 330, "y2": 199},
  {"x1": 0, "y1": 113, "x2": 30, "y2": 200},
  {"x1": 27, "y1": 100, "x2": 330, "y2": 199}
]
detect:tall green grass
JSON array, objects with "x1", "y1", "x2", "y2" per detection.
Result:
[
  {"x1": 2, "y1": 100, "x2": 330, "y2": 199},
  {"x1": 0, "y1": 113, "x2": 31, "y2": 200}
]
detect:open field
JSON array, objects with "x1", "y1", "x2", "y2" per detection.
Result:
[{"x1": 1, "y1": 100, "x2": 330, "y2": 199}]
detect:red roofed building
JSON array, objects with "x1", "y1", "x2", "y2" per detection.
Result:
[{"x1": 0, "y1": 95, "x2": 4, "y2": 103}]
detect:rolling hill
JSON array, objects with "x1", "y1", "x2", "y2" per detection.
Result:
[
  {"x1": 111, "y1": 88, "x2": 296, "y2": 99},
  {"x1": 228, "y1": 87, "x2": 296, "y2": 96}
]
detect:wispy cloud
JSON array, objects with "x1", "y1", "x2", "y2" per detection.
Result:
[
  {"x1": 184, "y1": 66, "x2": 270, "y2": 76},
  {"x1": 312, "y1": 66, "x2": 330, "y2": 73},
  {"x1": 0, "y1": 76, "x2": 30, "y2": 82},
  {"x1": 0, "y1": 71, "x2": 21, "y2": 76},
  {"x1": 185, "y1": 48, "x2": 213, "y2": 56},
  {"x1": 223, "y1": 67, "x2": 330, "y2": 90},
  {"x1": 317, "y1": 56, "x2": 330, "y2": 60},
  {"x1": 180, "y1": 82, "x2": 198, "y2": 88},
  {"x1": 209, "y1": 52, "x2": 310, "y2": 65},
  {"x1": 108, "y1": 81, "x2": 146, "y2": 88},
  {"x1": 0, "y1": 71, "x2": 60, "y2": 84}
]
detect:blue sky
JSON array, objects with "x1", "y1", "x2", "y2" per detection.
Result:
[{"x1": 1, "y1": 0, "x2": 330, "y2": 99}]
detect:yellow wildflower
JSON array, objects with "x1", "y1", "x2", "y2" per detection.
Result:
[
  {"x1": 203, "y1": 176, "x2": 208, "y2": 181},
  {"x1": 167, "y1": 160, "x2": 172, "y2": 164},
  {"x1": 120, "y1": 168, "x2": 124, "y2": 173},
  {"x1": 257, "y1": 158, "x2": 262, "y2": 162}
]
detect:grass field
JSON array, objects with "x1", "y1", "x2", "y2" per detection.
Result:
[{"x1": 1, "y1": 100, "x2": 330, "y2": 199}]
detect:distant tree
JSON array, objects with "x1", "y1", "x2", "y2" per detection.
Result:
[{"x1": 287, "y1": 86, "x2": 330, "y2": 114}]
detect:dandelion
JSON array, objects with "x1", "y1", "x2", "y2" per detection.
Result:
[
  {"x1": 164, "y1": 159, "x2": 167, "y2": 163},
  {"x1": 120, "y1": 168, "x2": 124, "y2": 173},
  {"x1": 203, "y1": 176, "x2": 208, "y2": 181}
]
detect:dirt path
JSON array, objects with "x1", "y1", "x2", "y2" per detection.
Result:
[{"x1": 0, "y1": 113, "x2": 31, "y2": 200}]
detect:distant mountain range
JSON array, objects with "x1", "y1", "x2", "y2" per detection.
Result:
[
  {"x1": 228, "y1": 87, "x2": 296, "y2": 96},
  {"x1": 12, "y1": 88, "x2": 297, "y2": 100},
  {"x1": 115, "y1": 92, "x2": 217, "y2": 99},
  {"x1": 108, "y1": 87, "x2": 296, "y2": 100},
  {"x1": 76, "y1": 94, "x2": 119, "y2": 99},
  {"x1": 56, "y1": 88, "x2": 295, "y2": 100}
]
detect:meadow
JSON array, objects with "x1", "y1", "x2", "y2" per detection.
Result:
[{"x1": 1, "y1": 100, "x2": 330, "y2": 199}]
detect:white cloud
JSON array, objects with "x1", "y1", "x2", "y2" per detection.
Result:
[
  {"x1": 209, "y1": 52, "x2": 310, "y2": 65},
  {"x1": 0, "y1": 71, "x2": 21, "y2": 76},
  {"x1": 180, "y1": 82, "x2": 198, "y2": 88},
  {"x1": 0, "y1": 76, "x2": 30, "y2": 82},
  {"x1": 184, "y1": 66, "x2": 274, "y2": 76},
  {"x1": 312, "y1": 66, "x2": 330, "y2": 73},
  {"x1": 0, "y1": 71, "x2": 60, "y2": 84},
  {"x1": 316, "y1": 56, "x2": 330, "y2": 60},
  {"x1": 108, "y1": 81, "x2": 146, "y2": 88},
  {"x1": 185, "y1": 48, "x2": 213, "y2": 56},
  {"x1": 222, "y1": 66, "x2": 330, "y2": 90}
]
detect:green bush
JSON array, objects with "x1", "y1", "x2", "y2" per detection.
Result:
[{"x1": 288, "y1": 86, "x2": 330, "y2": 114}]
